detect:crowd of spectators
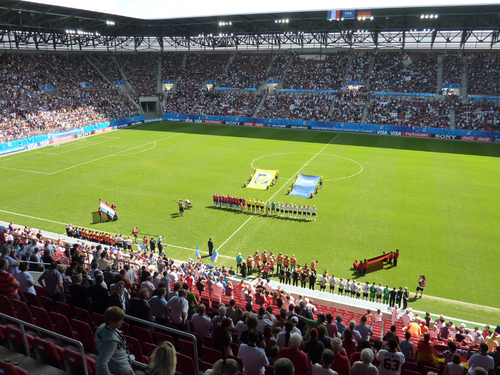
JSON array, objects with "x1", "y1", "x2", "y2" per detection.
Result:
[
  {"x1": 330, "y1": 90, "x2": 368, "y2": 124},
  {"x1": 281, "y1": 52, "x2": 348, "y2": 91},
  {"x1": 454, "y1": 99, "x2": 500, "y2": 131},
  {"x1": 163, "y1": 90, "x2": 204, "y2": 114},
  {"x1": 161, "y1": 53, "x2": 184, "y2": 81},
  {"x1": 118, "y1": 53, "x2": 160, "y2": 98},
  {"x1": 87, "y1": 53, "x2": 124, "y2": 83},
  {"x1": 177, "y1": 54, "x2": 229, "y2": 92},
  {"x1": 370, "y1": 52, "x2": 437, "y2": 94},
  {"x1": 467, "y1": 53, "x2": 500, "y2": 96},
  {"x1": 266, "y1": 53, "x2": 289, "y2": 81},
  {"x1": 442, "y1": 52, "x2": 463, "y2": 84},
  {"x1": 370, "y1": 51, "x2": 405, "y2": 92},
  {"x1": 366, "y1": 96, "x2": 452, "y2": 128},
  {"x1": 195, "y1": 91, "x2": 260, "y2": 117},
  {"x1": 217, "y1": 54, "x2": 270, "y2": 89},
  {"x1": 402, "y1": 53, "x2": 437, "y2": 94},
  {"x1": 0, "y1": 53, "x2": 138, "y2": 144},
  {"x1": 1, "y1": 222, "x2": 499, "y2": 375},
  {"x1": 257, "y1": 93, "x2": 331, "y2": 121},
  {"x1": 347, "y1": 51, "x2": 372, "y2": 83}
]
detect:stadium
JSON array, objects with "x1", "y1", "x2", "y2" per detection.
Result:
[{"x1": 0, "y1": 0, "x2": 499, "y2": 374}]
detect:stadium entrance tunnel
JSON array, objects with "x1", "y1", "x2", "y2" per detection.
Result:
[{"x1": 140, "y1": 97, "x2": 162, "y2": 119}]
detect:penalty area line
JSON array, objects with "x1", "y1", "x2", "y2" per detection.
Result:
[{"x1": 217, "y1": 133, "x2": 340, "y2": 252}]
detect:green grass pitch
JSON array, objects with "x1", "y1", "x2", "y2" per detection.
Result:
[{"x1": 1, "y1": 122, "x2": 499, "y2": 323}]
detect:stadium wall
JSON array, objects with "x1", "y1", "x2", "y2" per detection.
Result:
[
  {"x1": 0, "y1": 116, "x2": 146, "y2": 156},
  {"x1": 164, "y1": 113, "x2": 500, "y2": 143}
]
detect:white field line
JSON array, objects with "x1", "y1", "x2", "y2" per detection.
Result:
[
  {"x1": 217, "y1": 133, "x2": 340, "y2": 252},
  {"x1": 37, "y1": 136, "x2": 121, "y2": 155},
  {"x1": 49, "y1": 133, "x2": 182, "y2": 175},
  {"x1": 2, "y1": 207, "x2": 499, "y2": 315},
  {"x1": 0, "y1": 133, "x2": 183, "y2": 175},
  {"x1": 0, "y1": 211, "x2": 234, "y2": 261},
  {"x1": 0, "y1": 166, "x2": 52, "y2": 175}
]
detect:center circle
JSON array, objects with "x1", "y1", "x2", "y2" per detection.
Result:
[{"x1": 250, "y1": 152, "x2": 363, "y2": 181}]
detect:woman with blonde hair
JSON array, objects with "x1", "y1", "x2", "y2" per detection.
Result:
[
  {"x1": 203, "y1": 358, "x2": 240, "y2": 375},
  {"x1": 145, "y1": 341, "x2": 177, "y2": 375}
]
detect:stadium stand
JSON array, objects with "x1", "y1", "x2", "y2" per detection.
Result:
[
  {"x1": 330, "y1": 91, "x2": 368, "y2": 123},
  {"x1": 366, "y1": 96, "x2": 453, "y2": 128},
  {"x1": 217, "y1": 54, "x2": 270, "y2": 89},
  {"x1": 454, "y1": 99, "x2": 500, "y2": 131},
  {"x1": 0, "y1": 53, "x2": 139, "y2": 144},
  {"x1": 118, "y1": 53, "x2": 160, "y2": 98},
  {"x1": 0, "y1": 221, "x2": 498, "y2": 375},
  {"x1": 257, "y1": 93, "x2": 333, "y2": 121},
  {"x1": 442, "y1": 52, "x2": 463, "y2": 84},
  {"x1": 466, "y1": 52, "x2": 500, "y2": 96},
  {"x1": 195, "y1": 91, "x2": 260, "y2": 117}
]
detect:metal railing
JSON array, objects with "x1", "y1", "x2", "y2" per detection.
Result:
[
  {"x1": 0, "y1": 312, "x2": 90, "y2": 375},
  {"x1": 124, "y1": 314, "x2": 200, "y2": 374}
]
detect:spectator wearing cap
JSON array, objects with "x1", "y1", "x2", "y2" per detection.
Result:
[
  {"x1": 485, "y1": 332, "x2": 499, "y2": 352},
  {"x1": 276, "y1": 320, "x2": 301, "y2": 349}
]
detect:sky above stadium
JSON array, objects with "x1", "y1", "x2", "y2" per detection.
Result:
[{"x1": 25, "y1": 0, "x2": 499, "y2": 19}]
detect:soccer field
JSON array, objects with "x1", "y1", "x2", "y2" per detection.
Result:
[{"x1": 1, "y1": 122, "x2": 499, "y2": 323}]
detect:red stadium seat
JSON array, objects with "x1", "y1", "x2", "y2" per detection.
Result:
[
  {"x1": 176, "y1": 352, "x2": 196, "y2": 375},
  {"x1": 50, "y1": 312, "x2": 77, "y2": 339},
  {"x1": 177, "y1": 338, "x2": 195, "y2": 358},
  {"x1": 5, "y1": 325, "x2": 34, "y2": 356},
  {"x1": 38, "y1": 295, "x2": 58, "y2": 314},
  {"x1": 132, "y1": 325, "x2": 154, "y2": 346},
  {"x1": 34, "y1": 285, "x2": 46, "y2": 297},
  {"x1": 33, "y1": 336, "x2": 65, "y2": 369},
  {"x1": 70, "y1": 319, "x2": 97, "y2": 354},
  {"x1": 63, "y1": 348, "x2": 96, "y2": 375},
  {"x1": 0, "y1": 359, "x2": 30, "y2": 375},
  {"x1": 142, "y1": 342, "x2": 157, "y2": 360},
  {"x1": 56, "y1": 301, "x2": 75, "y2": 319},
  {"x1": 11, "y1": 299, "x2": 36, "y2": 325},
  {"x1": 72, "y1": 306, "x2": 93, "y2": 327},
  {"x1": 0, "y1": 294, "x2": 17, "y2": 318},
  {"x1": 203, "y1": 346, "x2": 223, "y2": 364},
  {"x1": 30, "y1": 305, "x2": 55, "y2": 333},
  {"x1": 19, "y1": 290, "x2": 40, "y2": 307},
  {"x1": 124, "y1": 335, "x2": 148, "y2": 363},
  {"x1": 155, "y1": 332, "x2": 175, "y2": 346}
]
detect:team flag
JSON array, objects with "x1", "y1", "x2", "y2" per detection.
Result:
[
  {"x1": 137, "y1": 242, "x2": 143, "y2": 250},
  {"x1": 211, "y1": 249, "x2": 219, "y2": 263},
  {"x1": 196, "y1": 246, "x2": 202, "y2": 260},
  {"x1": 327, "y1": 10, "x2": 341, "y2": 21},
  {"x1": 357, "y1": 10, "x2": 372, "y2": 18},
  {"x1": 99, "y1": 199, "x2": 116, "y2": 217},
  {"x1": 247, "y1": 169, "x2": 278, "y2": 190},
  {"x1": 290, "y1": 174, "x2": 321, "y2": 198}
]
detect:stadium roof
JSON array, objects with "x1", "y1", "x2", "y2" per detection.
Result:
[{"x1": 1, "y1": 0, "x2": 500, "y2": 50}]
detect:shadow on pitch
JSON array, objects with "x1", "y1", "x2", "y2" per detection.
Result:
[
  {"x1": 121, "y1": 122, "x2": 500, "y2": 157},
  {"x1": 205, "y1": 206, "x2": 313, "y2": 222}
]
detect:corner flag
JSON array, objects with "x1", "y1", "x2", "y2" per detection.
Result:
[
  {"x1": 211, "y1": 249, "x2": 219, "y2": 263},
  {"x1": 196, "y1": 246, "x2": 202, "y2": 260}
]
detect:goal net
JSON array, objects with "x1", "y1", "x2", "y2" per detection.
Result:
[{"x1": 51, "y1": 130, "x2": 86, "y2": 147}]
